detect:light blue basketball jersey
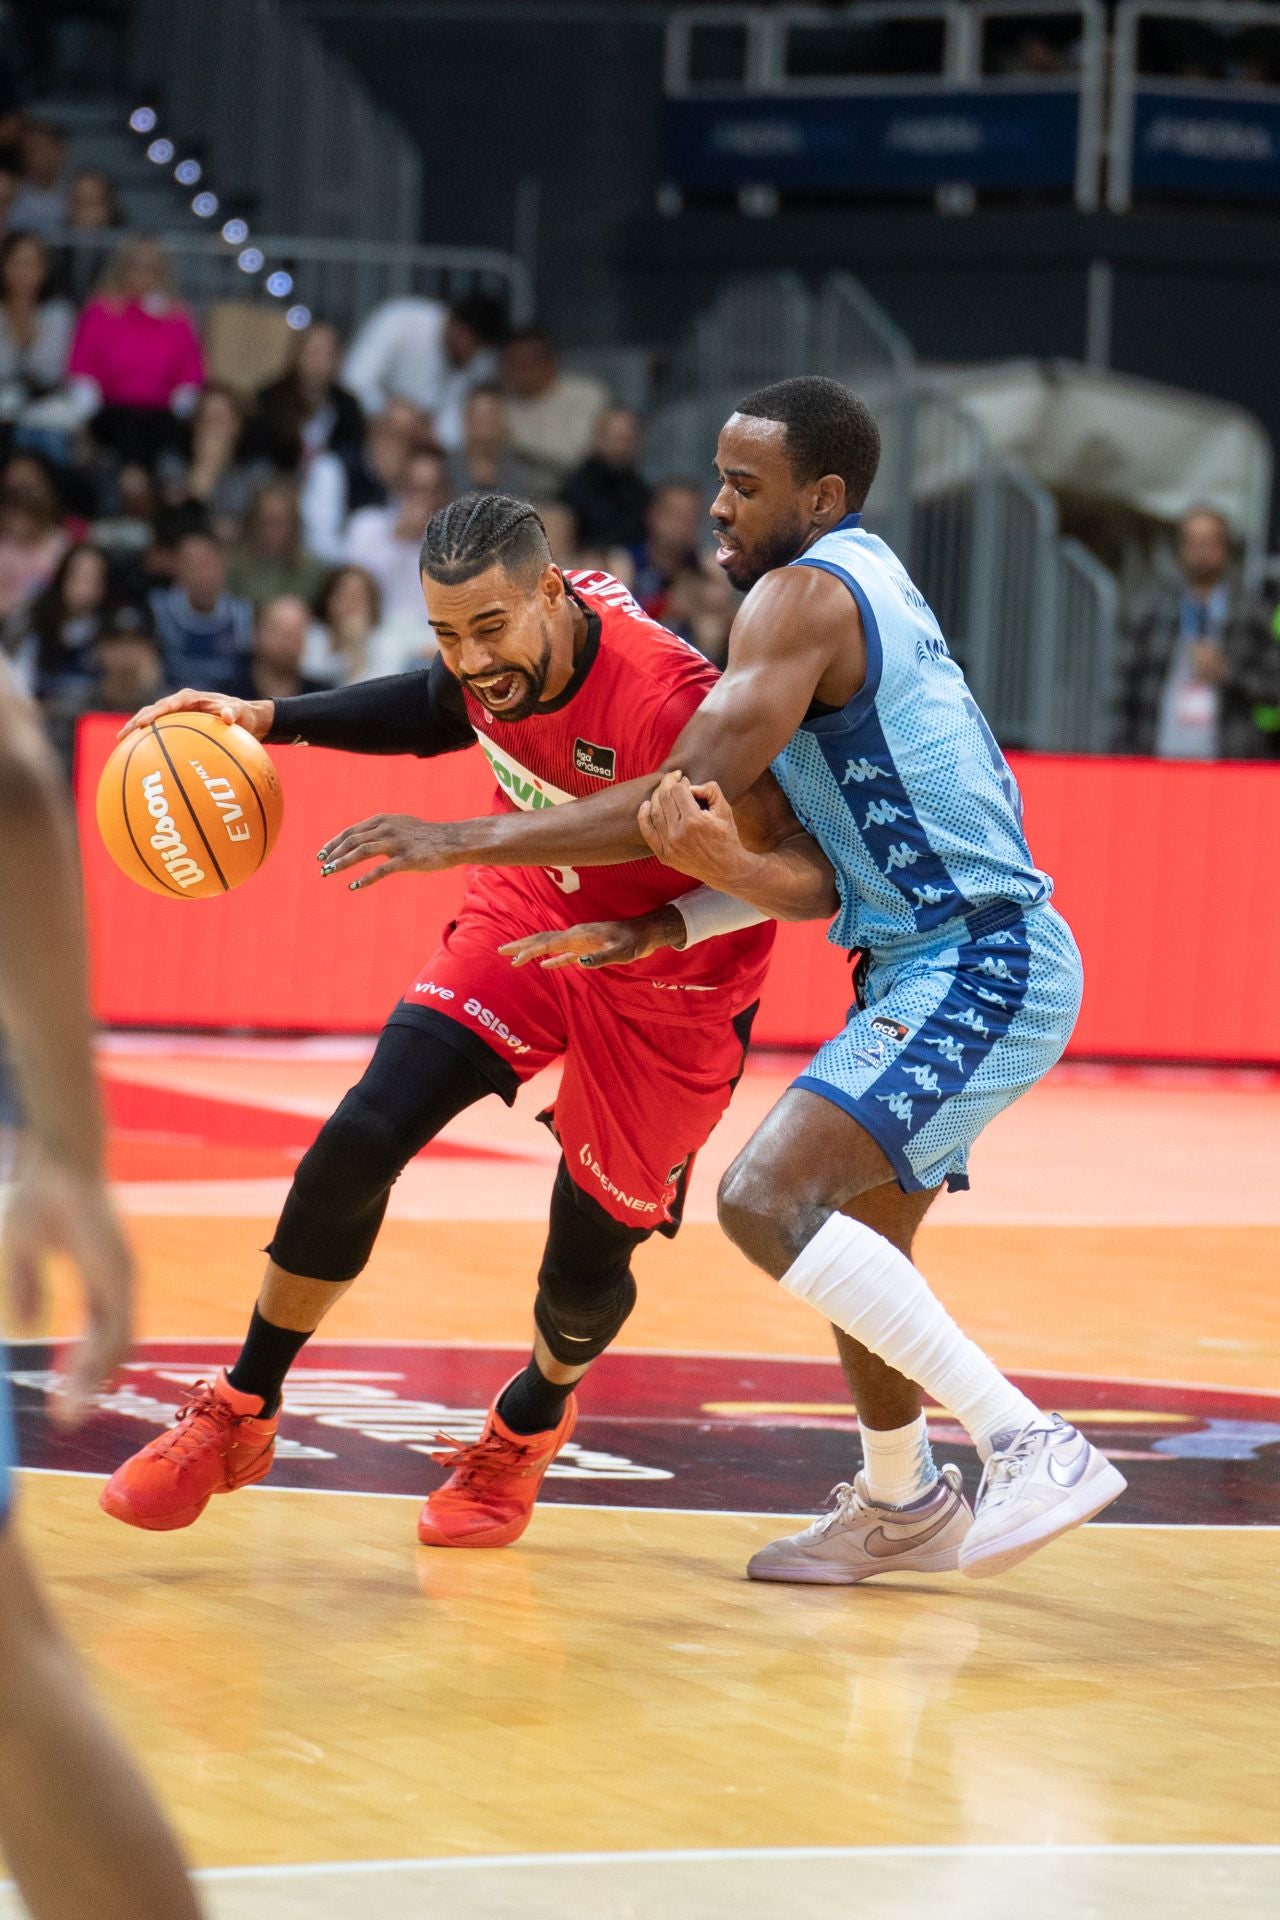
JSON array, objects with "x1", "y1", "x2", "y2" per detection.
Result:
[{"x1": 770, "y1": 514, "x2": 1052, "y2": 956}]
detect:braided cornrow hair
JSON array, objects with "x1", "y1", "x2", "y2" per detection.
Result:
[{"x1": 420, "y1": 491, "x2": 551, "y2": 586}]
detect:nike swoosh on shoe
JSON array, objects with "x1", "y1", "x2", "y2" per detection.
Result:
[
  {"x1": 863, "y1": 1503, "x2": 959, "y2": 1559},
  {"x1": 1046, "y1": 1437, "x2": 1092, "y2": 1487}
]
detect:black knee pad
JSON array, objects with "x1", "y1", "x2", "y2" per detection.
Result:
[
  {"x1": 533, "y1": 1160, "x2": 647, "y2": 1365},
  {"x1": 268, "y1": 1021, "x2": 494, "y2": 1282}
]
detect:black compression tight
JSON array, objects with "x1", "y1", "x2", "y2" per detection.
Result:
[{"x1": 267, "y1": 1019, "x2": 501, "y2": 1282}]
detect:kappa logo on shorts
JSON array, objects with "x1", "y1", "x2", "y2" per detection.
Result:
[
  {"x1": 575, "y1": 744, "x2": 614, "y2": 783},
  {"x1": 870, "y1": 1015, "x2": 911, "y2": 1043},
  {"x1": 573, "y1": 738, "x2": 617, "y2": 782}
]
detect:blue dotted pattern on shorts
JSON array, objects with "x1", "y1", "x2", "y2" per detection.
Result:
[{"x1": 795, "y1": 905, "x2": 1083, "y2": 1192}]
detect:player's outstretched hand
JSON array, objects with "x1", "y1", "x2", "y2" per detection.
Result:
[
  {"x1": 118, "y1": 688, "x2": 274, "y2": 742},
  {"x1": 638, "y1": 771, "x2": 754, "y2": 890},
  {"x1": 499, "y1": 904, "x2": 687, "y2": 972},
  {"x1": 3, "y1": 1147, "x2": 133, "y2": 1429},
  {"x1": 318, "y1": 813, "x2": 458, "y2": 888}
]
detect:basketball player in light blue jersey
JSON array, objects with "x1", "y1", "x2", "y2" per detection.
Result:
[{"x1": 312, "y1": 378, "x2": 1126, "y2": 1584}]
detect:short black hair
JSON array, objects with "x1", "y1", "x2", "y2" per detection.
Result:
[
  {"x1": 421, "y1": 491, "x2": 550, "y2": 587},
  {"x1": 734, "y1": 376, "x2": 881, "y2": 511},
  {"x1": 448, "y1": 294, "x2": 509, "y2": 347}
]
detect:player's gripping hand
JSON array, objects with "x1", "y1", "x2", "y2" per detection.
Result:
[
  {"x1": 4, "y1": 1145, "x2": 133, "y2": 1429},
  {"x1": 499, "y1": 904, "x2": 687, "y2": 972},
  {"x1": 638, "y1": 771, "x2": 754, "y2": 891},
  {"x1": 117, "y1": 688, "x2": 275, "y2": 742},
  {"x1": 318, "y1": 813, "x2": 458, "y2": 888}
]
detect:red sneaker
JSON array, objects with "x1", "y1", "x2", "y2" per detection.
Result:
[
  {"x1": 100, "y1": 1371, "x2": 278, "y2": 1531},
  {"x1": 417, "y1": 1382, "x2": 577, "y2": 1548}
]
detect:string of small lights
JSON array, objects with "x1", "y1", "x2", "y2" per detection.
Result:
[{"x1": 128, "y1": 106, "x2": 312, "y2": 330}]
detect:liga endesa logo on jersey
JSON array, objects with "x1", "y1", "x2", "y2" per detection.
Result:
[
  {"x1": 9, "y1": 1342, "x2": 1280, "y2": 1525},
  {"x1": 573, "y1": 738, "x2": 617, "y2": 782}
]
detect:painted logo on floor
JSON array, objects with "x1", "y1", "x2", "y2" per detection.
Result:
[{"x1": 8, "y1": 1341, "x2": 1280, "y2": 1525}]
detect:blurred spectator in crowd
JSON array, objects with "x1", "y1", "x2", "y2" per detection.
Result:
[
  {"x1": 304, "y1": 563, "x2": 404, "y2": 686},
  {"x1": 501, "y1": 328, "x2": 607, "y2": 497},
  {"x1": 42, "y1": 602, "x2": 169, "y2": 774},
  {"x1": 346, "y1": 448, "x2": 451, "y2": 659},
  {"x1": 228, "y1": 481, "x2": 325, "y2": 607},
  {"x1": 60, "y1": 166, "x2": 124, "y2": 302},
  {"x1": 0, "y1": 164, "x2": 18, "y2": 232},
  {"x1": 67, "y1": 166, "x2": 122, "y2": 232},
  {"x1": 247, "y1": 319, "x2": 363, "y2": 475},
  {"x1": 560, "y1": 406, "x2": 651, "y2": 551},
  {"x1": 8, "y1": 119, "x2": 68, "y2": 236},
  {"x1": 342, "y1": 294, "x2": 506, "y2": 452},
  {"x1": 166, "y1": 382, "x2": 269, "y2": 537},
  {"x1": 1116, "y1": 506, "x2": 1280, "y2": 759},
  {"x1": 68, "y1": 236, "x2": 205, "y2": 468},
  {"x1": 301, "y1": 396, "x2": 425, "y2": 563},
  {"x1": 0, "y1": 458, "x2": 66, "y2": 617},
  {"x1": 537, "y1": 500, "x2": 581, "y2": 570},
  {"x1": 248, "y1": 594, "x2": 329, "y2": 703},
  {"x1": 149, "y1": 528, "x2": 253, "y2": 695},
  {"x1": 446, "y1": 383, "x2": 535, "y2": 498},
  {"x1": 3, "y1": 538, "x2": 111, "y2": 698},
  {"x1": 91, "y1": 461, "x2": 157, "y2": 570},
  {"x1": 0, "y1": 230, "x2": 75, "y2": 453},
  {"x1": 629, "y1": 479, "x2": 704, "y2": 621},
  {"x1": 664, "y1": 557, "x2": 739, "y2": 668}
]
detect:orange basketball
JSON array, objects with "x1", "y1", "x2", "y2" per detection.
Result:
[{"x1": 96, "y1": 712, "x2": 284, "y2": 900}]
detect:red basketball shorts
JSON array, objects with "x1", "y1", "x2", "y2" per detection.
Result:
[{"x1": 394, "y1": 903, "x2": 760, "y2": 1231}]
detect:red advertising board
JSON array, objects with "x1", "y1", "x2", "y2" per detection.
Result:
[{"x1": 74, "y1": 715, "x2": 1280, "y2": 1062}]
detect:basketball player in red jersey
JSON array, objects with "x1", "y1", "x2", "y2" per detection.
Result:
[{"x1": 102, "y1": 494, "x2": 830, "y2": 1549}]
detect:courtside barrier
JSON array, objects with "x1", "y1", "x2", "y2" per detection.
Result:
[{"x1": 75, "y1": 715, "x2": 1280, "y2": 1062}]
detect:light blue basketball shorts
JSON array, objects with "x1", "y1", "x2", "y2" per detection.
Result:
[
  {"x1": 0, "y1": 1344, "x2": 14, "y2": 1530},
  {"x1": 794, "y1": 902, "x2": 1083, "y2": 1194}
]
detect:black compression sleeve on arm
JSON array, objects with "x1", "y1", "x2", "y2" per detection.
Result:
[{"x1": 268, "y1": 655, "x2": 473, "y2": 758}]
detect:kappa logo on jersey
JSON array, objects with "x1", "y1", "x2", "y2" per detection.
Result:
[
  {"x1": 573, "y1": 738, "x2": 617, "y2": 782},
  {"x1": 870, "y1": 1014, "x2": 911, "y2": 1042}
]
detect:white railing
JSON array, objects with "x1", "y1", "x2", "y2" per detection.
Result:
[
  {"x1": 646, "y1": 274, "x2": 1118, "y2": 751},
  {"x1": 665, "y1": 1, "x2": 1107, "y2": 209},
  {"x1": 125, "y1": 0, "x2": 421, "y2": 245},
  {"x1": 1108, "y1": 1, "x2": 1280, "y2": 212},
  {"x1": 48, "y1": 228, "x2": 533, "y2": 337}
]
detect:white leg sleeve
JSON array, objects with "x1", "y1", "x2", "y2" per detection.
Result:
[{"x1": 781, "y1": 1214, "x2": 1039, "y2": 1454}]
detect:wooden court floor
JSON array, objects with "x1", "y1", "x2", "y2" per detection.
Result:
[{"x1": 4, "y1": 1042, "x2": 1280, "y2": 1918}]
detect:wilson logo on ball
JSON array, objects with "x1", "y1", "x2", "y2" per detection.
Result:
[
  {"x1": 139, "y1": 770, "x2": 206, "y2": 890},
  {"x1": 96, "y1": 713, "x2": 283, "y2": 900}
]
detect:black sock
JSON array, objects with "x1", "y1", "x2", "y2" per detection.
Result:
[
  {"x1": 227, "y1": 1307, "x2": 312, "y2": 1416},
  {"x1": 497, "y1": 1357, "x2": 577, "y2": 1436}
]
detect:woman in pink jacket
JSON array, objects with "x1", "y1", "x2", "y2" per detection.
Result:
[{"x1": 68, "y1": 236, "x2": 205, "y2": 469}]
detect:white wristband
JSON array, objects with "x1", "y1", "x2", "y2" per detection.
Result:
[{"x1": 673, "y1": 887, "x2": 771, "y2": 948}]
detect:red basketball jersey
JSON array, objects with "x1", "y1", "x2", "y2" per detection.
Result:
[{"x1": 455, "y1": 569, "x2": 775, "y2": 999}]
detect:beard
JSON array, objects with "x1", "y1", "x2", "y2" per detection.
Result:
[
  {"x1": 718, "y1": 509, "x2": 811, "y2": 591},
  {"x1": 460, "y1": 628, "x2": 553, "y2": 722}
]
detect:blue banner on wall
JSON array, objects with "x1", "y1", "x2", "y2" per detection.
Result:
[
  {"x1": 1131, "y1": 90, "x2": 1280, "y2": 200},
  {"x1": 665, "y1": 90, "x2": 1080, "y2": 193}
]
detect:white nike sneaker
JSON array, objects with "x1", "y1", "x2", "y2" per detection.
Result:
[
  {"x1": 958, "y1": 1414, "x2": 1127, "y2": 1580},
  {"x1": 746, "y1": 1464, "x2": 972, "y2": 1586}
]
